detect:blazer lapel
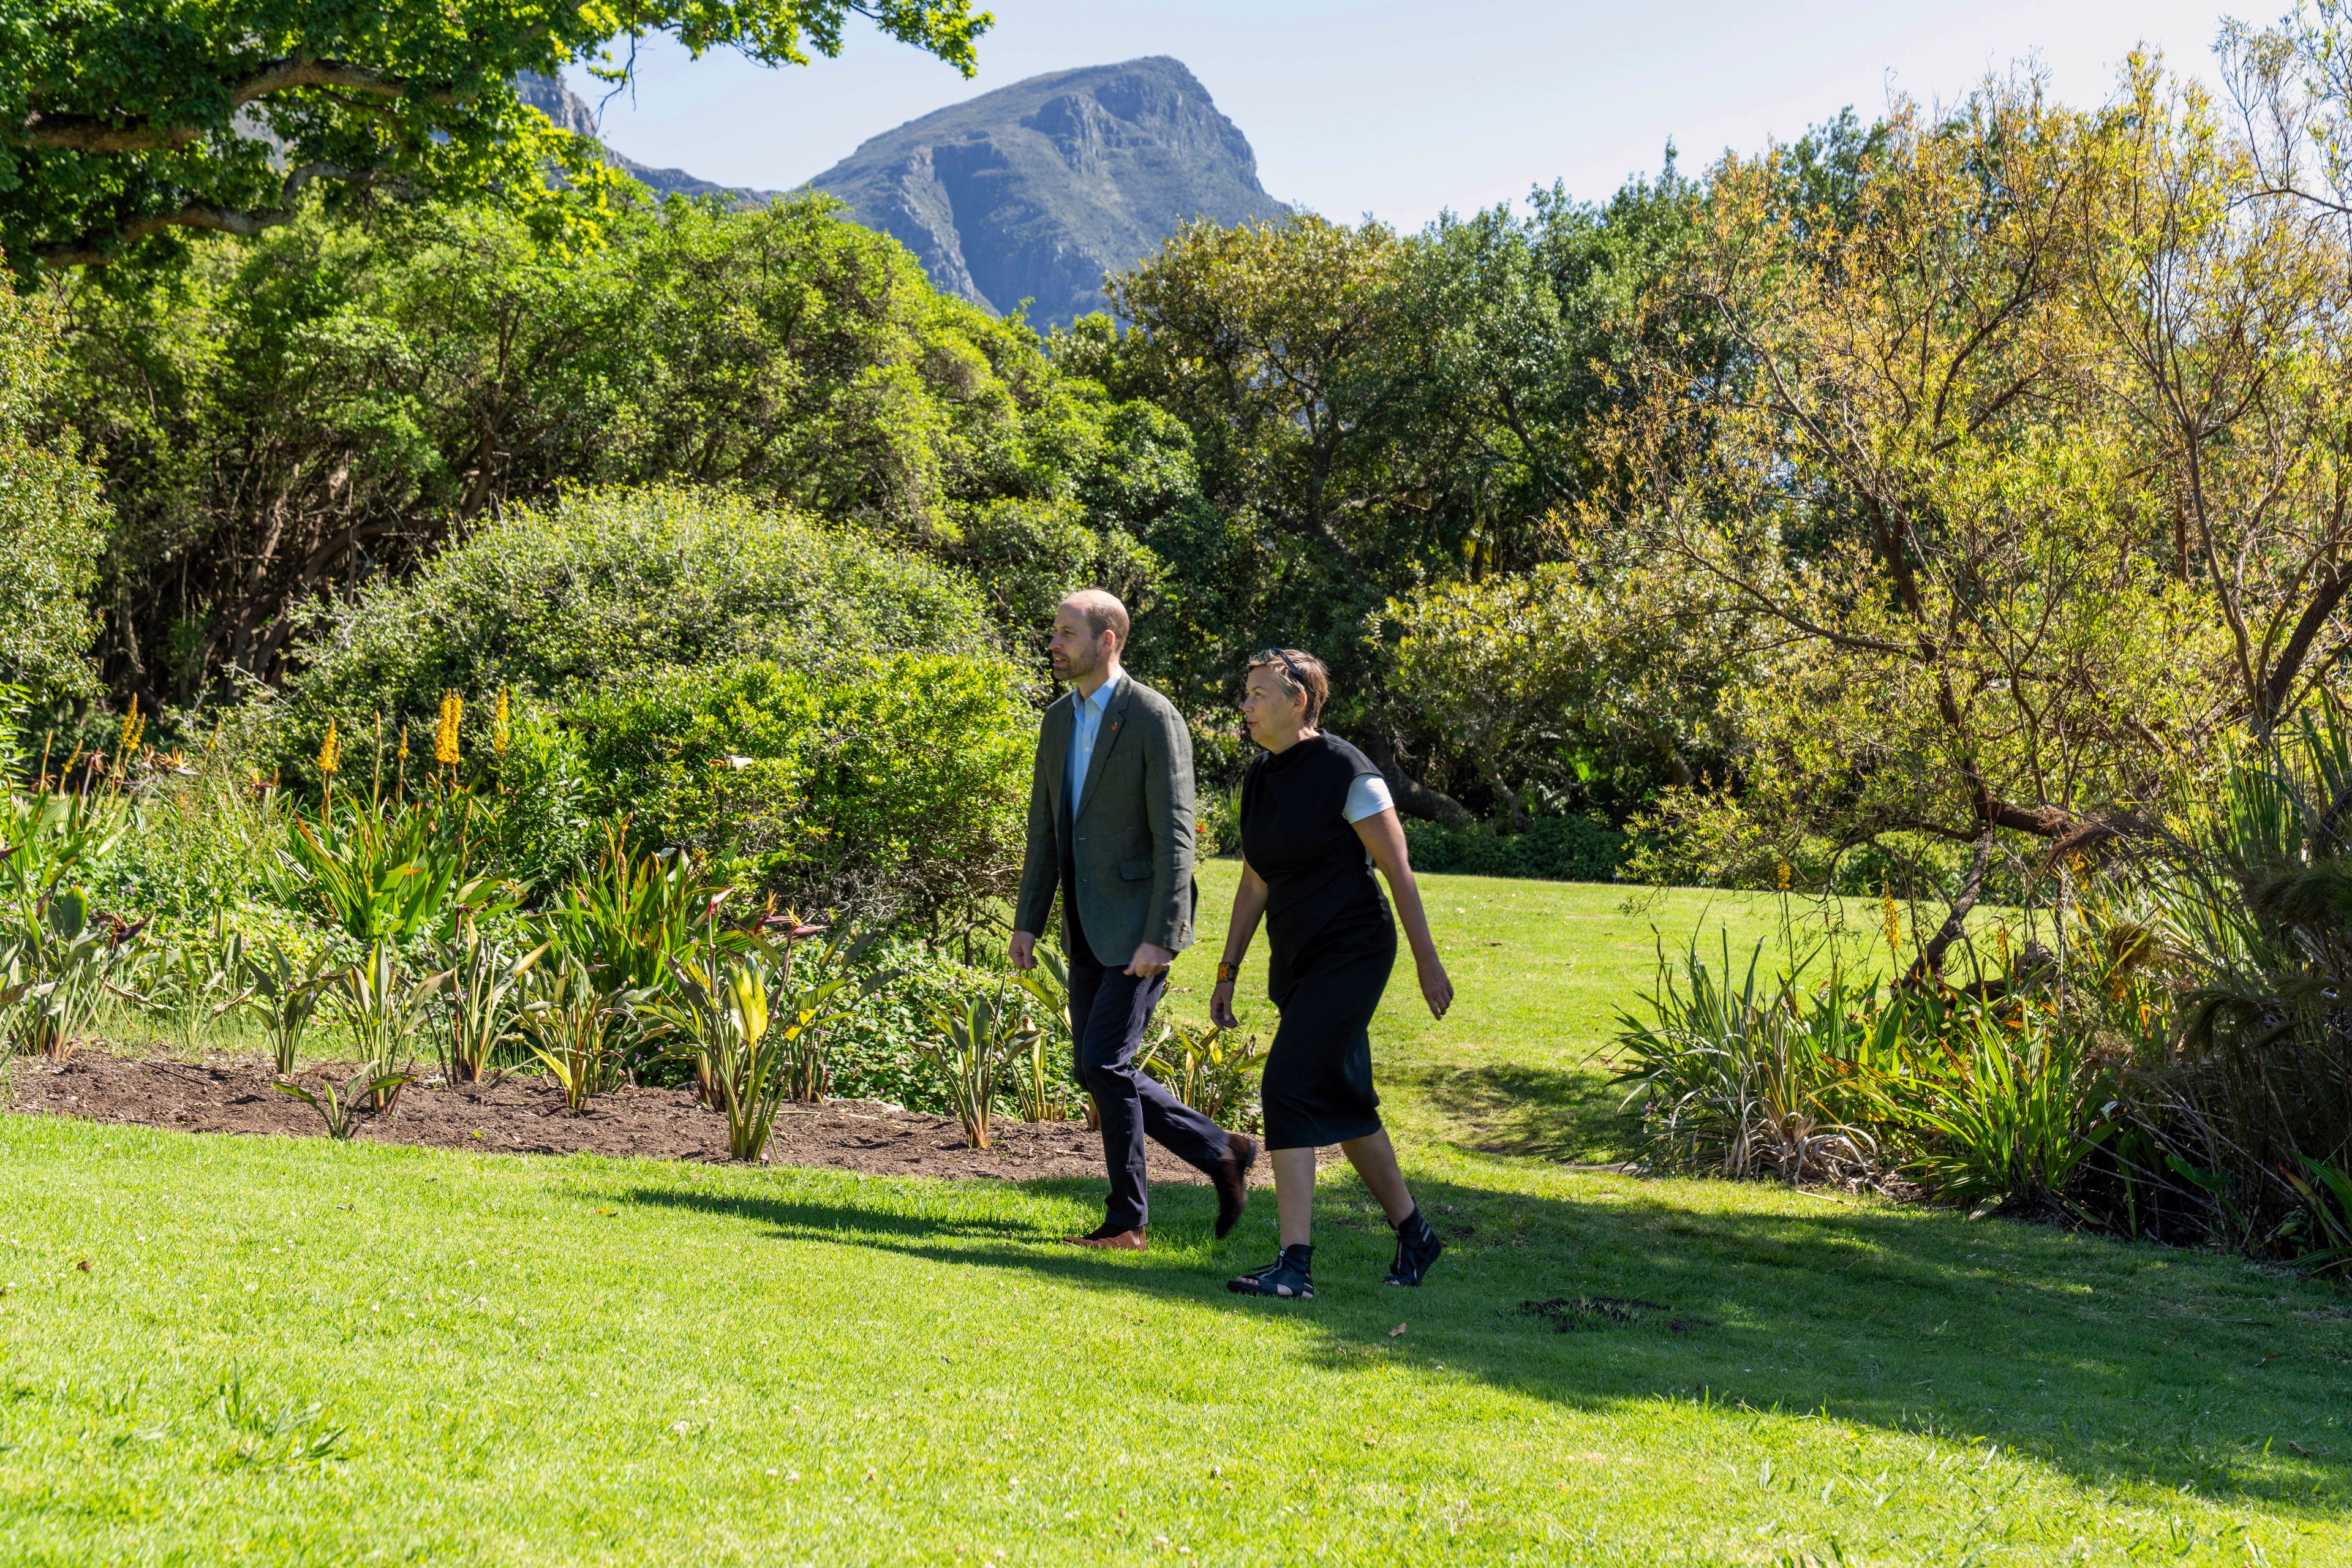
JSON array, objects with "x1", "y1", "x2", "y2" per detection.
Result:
[{"x1": 1072, "y1": 677, "x2": 1134, "y2": 826}]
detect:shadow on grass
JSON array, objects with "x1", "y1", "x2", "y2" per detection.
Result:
[
  {"x1": 620, "y1": 1171, "x2": 2352, "y2": 1517},
  {"x1": 1413, "y1": 1059, "x2": 1633, "y2": 1164}
]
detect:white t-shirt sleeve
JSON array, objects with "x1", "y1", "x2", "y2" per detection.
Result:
[{"x1": 1341, "y1": 773, "x2": 1395, "y2": 824}]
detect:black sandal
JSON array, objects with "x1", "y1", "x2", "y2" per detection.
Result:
[
  {"x1": 1384, "y1": 1209, "x2": 1444, "y2": 1287},
  {"x1": 1228, "y1": 1243, "x2": 1314, "y2": 1299}
]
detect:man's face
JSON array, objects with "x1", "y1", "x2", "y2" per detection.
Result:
[{"x1": 1047, "y1": 605, "x2": 1112, "y2": 682}]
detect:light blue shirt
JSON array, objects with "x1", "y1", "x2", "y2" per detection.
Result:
[{"x1": 1068, "y1": 668, "x2": 1124, "y2": 816}]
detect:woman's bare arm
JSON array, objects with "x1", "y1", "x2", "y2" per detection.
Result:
[
  {"x1": 1209, "y1": 860, "x2": 1272, "y2": 1030},
  {"x1": 1354, "y1": 809, "x2": 1453, "y2": 1020}
]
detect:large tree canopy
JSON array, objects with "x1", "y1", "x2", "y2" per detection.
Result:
[
  {"x1": 1, "y1": 0, "x2": 989, "y2": 270},
  {"x1": 48, "y1": 194, "x2": 1155, "y2": 704}
]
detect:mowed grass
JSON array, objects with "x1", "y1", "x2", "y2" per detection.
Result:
[{"x1": 1, "y1": 873, "x2": 2348, "y2": 1566}]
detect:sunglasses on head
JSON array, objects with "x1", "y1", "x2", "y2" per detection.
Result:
[{"x1": 1253, "y1": 648, "x2": 1308, "y2": 687}]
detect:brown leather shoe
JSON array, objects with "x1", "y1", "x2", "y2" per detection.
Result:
[
  {"x1": 1212, "y1": 1133, "x2": 1258, "y2": 1239},
  {"x1": 1063, "y1": 1224, "x2": 1148, "y2": 1250}
]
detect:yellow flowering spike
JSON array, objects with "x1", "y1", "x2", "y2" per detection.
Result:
[
  {"x1": 396, "y1": 723, "x2": 409, "y2": 760},
  {"x1": 316, "y1": 716, "x2": 341, "y2": 777},
  {"x1": 1880, "y1": 885, "x2": 1902, "y2": 960},
  {"x1": 434, "y1": 692, "x2": 463, "y2": 766},
  {"x1": 115, "y1": 696, "x2": 145, "y2": 764},
  {"x1": 1775, "y1": 861, "x2": 1792, "y2": 892},
  {"x1": 492, "y1": 687, "x2": 511, "y2": 758}
]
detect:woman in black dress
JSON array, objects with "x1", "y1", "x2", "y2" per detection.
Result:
[{"x1": 1211, "y1": 648, "x2": 1453, "y2": 1300}]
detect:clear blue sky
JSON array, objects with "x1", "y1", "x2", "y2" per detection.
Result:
[{"x1": 569, "y1": 0, "x2": 2241, "y2": 227}]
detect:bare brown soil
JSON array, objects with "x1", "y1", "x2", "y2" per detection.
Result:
[{"x1": 9, "y1": 1050, "x2": 1276, "y2": 1186}]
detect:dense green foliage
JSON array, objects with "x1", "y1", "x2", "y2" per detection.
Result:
[
  {"x1": 1055, "y1": 172, "x2": 1727, "y2": 813},
  {"x1": 2, "y1": 0, "x2": 986, "y2": 269},
  {"x1": 51, "y1": 198, "x2": 1154, "y2": 699},
  {"x1": 0, "y1": 269, "x2": 107, "y2": 697},
  {"x1": 276, "y1": 484, "x2": 996, "y2": 739},
  {"x1": 1403, "y1": 814, "x2": 1628, "y2": 883},
  {"x1": 570, "y1": 654, "x2": 1033, "y2": 926}
]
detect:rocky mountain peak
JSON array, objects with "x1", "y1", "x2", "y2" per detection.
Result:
[
  {"x1": 514, "y1": 58, "x2": 1286, "y2": 328},
  {"x1": 810, "y1": 58, "x2": 1286, "y2": 326}
]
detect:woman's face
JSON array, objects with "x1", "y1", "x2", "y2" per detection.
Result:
[{"x1": 1240, "y1": 665, "x2": 1309, "y2": 751}]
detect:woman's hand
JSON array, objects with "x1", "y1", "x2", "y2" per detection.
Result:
[
  {"x1": 1210, "y1": 979, "x2": 1240, "y2": 1030},
  {"x1": 1417, "y1": 952, "x2": 1454, "y2": 1020}
]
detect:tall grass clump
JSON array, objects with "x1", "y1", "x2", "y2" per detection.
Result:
[
  {"x1": 1615, "y1": 935, "x2": 2122, "y2": 1212},
  {"x1": 1614, "y1": 938, "x2": 1888, "y2": 1188}
]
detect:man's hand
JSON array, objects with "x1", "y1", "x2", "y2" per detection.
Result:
[
  {"x1": 1009, "y1": 930, "x2": 1038, "y2": 971},
  {"x1": 1125, "y1": 941, "x2": 1175, "y2": 978}
]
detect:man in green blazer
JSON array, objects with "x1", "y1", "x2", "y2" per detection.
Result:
[{"x1": 1010, "y1": 590, "x2": 1258, "y2": 1250}]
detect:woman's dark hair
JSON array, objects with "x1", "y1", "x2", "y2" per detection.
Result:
[{"x1": 1248, "y1": 647, "x2": 1330, "y2": 727}]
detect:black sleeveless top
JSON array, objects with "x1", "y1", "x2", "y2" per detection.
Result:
[{"x1": 1238, "y1": 734, "x2": 1393, "y2": 1004}]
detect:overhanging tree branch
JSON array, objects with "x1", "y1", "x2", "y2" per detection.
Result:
[
  {"x1": 32, "y1": 162, "x2": 367, "y2": 267},
  {"x1": 20, "y1": 57, "x2": 460, "y2": 155}
]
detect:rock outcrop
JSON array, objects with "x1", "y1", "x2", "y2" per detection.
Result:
[
  {"x1": 808, "y1": 57, "x2": 1287, "y2": 325},
  {"x1": 514, "y1": 57, "x2": 1286, "y2": 326},
  {"x1": 514, "y1": 73, "x2": 783, "y2": 207}
]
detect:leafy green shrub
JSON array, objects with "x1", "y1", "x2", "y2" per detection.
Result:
[
  {"x1": 277, "y1": 1068, "x2": 412, "y2": 1140},
  {"x1": 238, "y1": 941, "x2": 342, "y2": 1077},
  {"x1": 1008, "y1": 948, "x2": 1079, "y2": 1121},
  {"x1": 478, "y1": 703, "x2": 597, "y2": 900},
  {"x1": 140, "y1": 913, "x2": 252, "y2": 1054},
  {"x1": 0, "y1": 274, "x2": 107, "y2": 701},
  {"x1": 93, "y1": 744, "x2": 289, "y2": 918},
  {"x1": 433, "y1": 919, "x2": 546, "y2": 1086},
  {"x1": 1139, "y1": 1018, "x2": 1263, "y2": 1133},
  {"x1": 1887, "y1": 1017, "x2": 2118, "y2": 1213},
  {"x1": 573, "y1": 654, "x2": 1033, "y2": 928},
  {"x1": 649, "y1": 922, "x2": 872, "y2": 1159},
  {"x1": 828, "y1": 941, "x2": 1086, "y2": 1115},
  {"x1": 1405, "y1": 813, "x2": 1628, "y2": 882},
  {"x1": 0, "y1": 888, "x2": 139, "y2": 1060},
  {"x1": 322, "y1": 943, "x2": 443, "y2": 1110},
  {"x1": 2, "y1": 785, "x2": 127, "y2": 907},
  {"x1": 257, "y1": 790, "x2": 517, "y2": 948},
  {"x1": 276, "y1": 484, "x2": 1001, "y2": 778},
  {"x1": 922, "y1": 987, "x2": 1027, "y2": 1148},
  {"x1": 513, "y1": 951, "x2": 634, "y2": 1111}
]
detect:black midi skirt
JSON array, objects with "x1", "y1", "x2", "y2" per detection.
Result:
[{"x1": 1260, "y1": 919, "x2": 1396, "y2": 1149}]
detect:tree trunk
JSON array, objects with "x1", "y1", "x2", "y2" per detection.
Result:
[
  {"x1": 1355, "y1": 729, "x2": 1473, "y2": 827},
  {"x1": 1905, "y1": 828, "x2": 1994, "y2": 986}
]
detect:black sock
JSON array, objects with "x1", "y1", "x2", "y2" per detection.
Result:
[
  {"x1": 1281, "y1": 1243, "x2": 1314, "y2": 1271},
  {"x1": 1393, "y1": 1208, "x2": 1433, "y2": 1245}
]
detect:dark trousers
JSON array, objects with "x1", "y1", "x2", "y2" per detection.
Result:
[{"x1": 1066, "y1": 919, "x2": 1232, "y2": 1231}]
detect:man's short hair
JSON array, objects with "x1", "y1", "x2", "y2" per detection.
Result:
[{"x1": 1065, "y1": 589, "x2": 1131, "y2": 647}]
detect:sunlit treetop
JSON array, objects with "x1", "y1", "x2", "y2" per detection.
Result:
[{"x1": 0, "y1": 0, "x2": 991, "y2": 273}]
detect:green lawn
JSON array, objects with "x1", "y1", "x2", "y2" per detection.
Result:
[{"x1": 2, "y1": 872, "x2": 2347, "y2": 1565}]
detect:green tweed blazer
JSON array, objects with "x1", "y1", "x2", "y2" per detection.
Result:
[{"x1": 1013, "y1": 673, "x2": 1198, "y2": 963}]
